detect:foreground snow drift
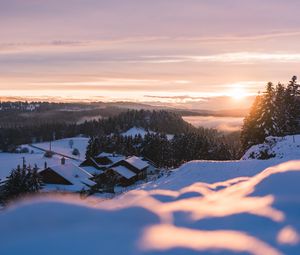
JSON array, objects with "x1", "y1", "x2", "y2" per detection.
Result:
[{"x1": 1, "y1": 160, "x2": 300, "y2": 255}]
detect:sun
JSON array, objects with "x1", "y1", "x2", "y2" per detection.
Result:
[{"x1": 229, "y1": 86, "x2": 247, "y2": 100}]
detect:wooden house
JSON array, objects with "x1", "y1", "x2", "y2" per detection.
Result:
[
  {"x1": 80, "y1": 153, "x2": 125, "y2": 174},
  {"x1": 39, "y1": 158, "x2": 96, "y2": 191},
  {"x1": 111, "y1": 156, "x2": 149, "y2": 181}
]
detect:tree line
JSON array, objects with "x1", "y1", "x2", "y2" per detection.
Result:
[
  {"x1": 0, "y1": 110, "x2": 195, "y2": 151},
  {"x1": 86, "y1": 131, "x2": 239, "y2": 168}
]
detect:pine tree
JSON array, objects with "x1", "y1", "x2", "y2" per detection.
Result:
[
  {"x1": 1, "y1": 165, "x2": 43, "y2": 204},
  {"x1": 274, "y1": 83, "x2": 287, "y2": 135},
  {"x1": 285, "y1": 76, "x2": 300, "y2": 133},
  {"x1": 85, "y1": 137, "x2": 101, "y2": 159},
  {"x1": 241, "y1": 94, "x2": 265, "y2": 150},
  {"x1": 258, "y1": 82, "x2": 276, "y2": 137}
]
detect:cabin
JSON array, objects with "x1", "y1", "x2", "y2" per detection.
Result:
[
  {"x1": 80, "y1": 153, "x2": 152, "y2": 187},
  {"x1": 110, "y1": 156, "x2": 149, "y2": 181},
  {"x1": 106, "y1": 166, "x2": 137, "y2": 187},
  {"x1": 80, "y1": 152, "x2": 125, "y2": 174},
  {"x1": 141, "y1": 157, "x2": 158, "y2": 175},
  {"x1": 39, "y1": 158, "x2": 96, "y2": 192}
]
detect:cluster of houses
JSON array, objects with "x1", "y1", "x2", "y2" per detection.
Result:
[{"x1": 39, "y1": 153, "x2": 158, "y2": 193}]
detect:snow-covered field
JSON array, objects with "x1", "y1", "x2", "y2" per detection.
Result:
[
  {"x1": 122, "y1": 127, "x2": 174, "y2": 140},
  {"x1": 30, "y1": 137, "x2": 89, "y2": 161},
  {"x1": 0, "y1": 137, "x2": 89, "y2": 181},
  {"x1": 0, "y1": 135, "x2": 300, "y2": 254}
]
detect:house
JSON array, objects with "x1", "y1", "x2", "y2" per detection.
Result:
[
  {"x1": 105, "y1": 165, "x2": 137, "y2": 187},
  {"x1": 80, "y1": 152, "x2": 125, "y2": 174},
  {"x1": 80, "y1": 153, "x2": 152, "y2": 187},
  {"x1": 96, "y1": 155, "x2": 151, "y2": 187},
  {"x1": 110, "y1": 156, "x2": 149, "y2": 181},
  {"x1": 39, "y1": 158, "x2": 96, "y2": 192},
  {"x1": 141, "y1": 157, "x2": 158, "y2": 175}
]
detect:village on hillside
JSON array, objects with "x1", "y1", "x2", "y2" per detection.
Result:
[{"x1": 0, "y1": 136, "x2": 160, "y2": 195}]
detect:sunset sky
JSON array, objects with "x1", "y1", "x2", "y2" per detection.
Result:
[{"x1": 1, "y1": 0, "x2": 300, "y2": 109}]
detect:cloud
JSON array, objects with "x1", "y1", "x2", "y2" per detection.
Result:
[
  {"x1": 144, "y1": 95, "x2": 207, "y2": 101},
  {"x1": 140, "y1": 52, "x2": 300, "y2": 64}
]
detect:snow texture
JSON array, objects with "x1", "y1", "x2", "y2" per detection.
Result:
[
  {"x1": 125, "y1": 156, "x2": 149, "y2": 170},
  {"x1": 40, "y1": 163, "x2": 96, "y2": 191},
  {"x1": 0, "y1": 135, "x2": 300, "y2": 255},
  {"x1": 0, "y1": 160, "x2": 300, "y2": 255},
  {"x1": 242, "y1": 135, "x2": 300, "y2": 160},
  {"x1": 111, "y1": 165, "x2": 136, "y2": 179}
]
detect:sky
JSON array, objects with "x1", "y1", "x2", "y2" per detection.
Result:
[{"x1": 1, "y1": 0, "x2": 300, "y2": 109}]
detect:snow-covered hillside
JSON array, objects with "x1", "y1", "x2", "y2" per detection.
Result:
[
  {"x1": 1, "y1": 134, "x2": 300, "y2": 254},
  {"x1": 242, "y1": 135, "x2": 300, "y2": 160},
  {"x1": 0, "y1": 160, "x2": 300, "y2": 255}
]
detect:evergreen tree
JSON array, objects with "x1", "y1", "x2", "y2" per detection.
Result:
[
  {"x1": 241, "y1": 94, "x2": 265, "y2": 150},
  {"x1": 285, "y1": 76, "x2": 300, "y2": 133},
  {"x1": 1, "y1": 165, "x2": 43, "y2": 204},
  {"x1": 274, "y1": 83, "x2": 287, "y2": 135},
  {"x1": 258, "y1": 82, "x2": 276, "y2": 136}
]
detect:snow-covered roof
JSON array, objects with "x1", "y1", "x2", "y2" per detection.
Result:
[
  {"x1": 109, "y1": 156, "x2": 125, "y2": 164},
  {"x1": 42, "y1": 163, "x2": 96, "y2": 188},
  {"x1": 81, "y1": 166, "x2": 104, "y2": 175},
  {"x1": 96, "y1": 152, "x2": 123, "y2": 158},
  {"x1": 95, "y1": 152, "x2": 125, "y2": 165},
  {"x1": 125, "y1": 156, "x2": 149, "y2": 170},
  {"x1": 111, "y1": 165, "x2": 136, "y2": 179}
]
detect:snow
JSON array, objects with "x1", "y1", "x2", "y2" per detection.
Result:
[
  {"x1": 41, "y1": 163, "x2": 96, "y2": 190},
  {"x1": 125, "y1": 156, "x2": 149, "y2": 170},
  {"x1": 95, "y1": 152, "x2": 125, "y2": 164},
  {"x1": 30, "y1": 137, "x2": 89, "y2": 161},
  {"x1": 0, "y1": 137, "x2": 89, "y2": 181},
  {"x1": 111, "y1": 165, "x2": 136, "y2": 179},
  {"x1": 97, "y1": 152, "x2": 117, "y2": 158},
  {"x1": 0, "y1": 134, "x2": 300, "y2": 254},
  {"x1": 0, "y1": 152, "x2": 75, "y2": 181},
  {"x1": 242, "y1": 135, "x2": 300, "y2": 160},
  {"x1": 122, "y1": 127, "x2": 154, "y2": 137},
  {"x1": 0, "y1": 159, "x2": 300, "y2": 254},
  {"x1": 121, "y1": 127, "x2": 173, "y2": 140},
  {"x1": 81, "y1": 166, "x2": 104, "y2": 175}
]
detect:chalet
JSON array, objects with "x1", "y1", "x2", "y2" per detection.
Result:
[
  {"x1": 106, "y1": 165, "x2": 137, "y2": 187},
  {"x1": 80, "y1": 153, "x2": 153, "y2": 187},
  {"x1": 39, "y1": 158, "x2": 96, "y2": 192},
  {"x1": 141, "y1": 157, "x2": 158, "y2": 174},
  {"x1": 80, "y1": 152, "x2": 125, "y2": 174},
  {"x1": 96, "y1": 156, "x2": 151, "y2": 187},
  {"x1": 110, "y1": 156, "x2": 149, "y2": 181}
]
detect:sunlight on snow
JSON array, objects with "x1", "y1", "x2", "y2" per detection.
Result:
[{"x1": 3, "y1": 160, "x2": 300, "y2": 255}]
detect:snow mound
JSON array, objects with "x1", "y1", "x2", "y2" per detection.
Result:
[
  {"x1": 1, "y1": 160, "x2": 300, "y2": 255},
  {"x1": 242, "y1": 135, "x2": 300, "y2": 160}
]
